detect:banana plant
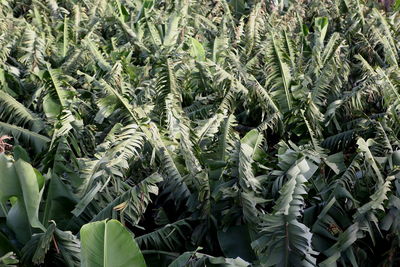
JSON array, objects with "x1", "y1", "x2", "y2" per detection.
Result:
[{"x1": 1, "y1": 0, "x2": 400, "y2": 266}]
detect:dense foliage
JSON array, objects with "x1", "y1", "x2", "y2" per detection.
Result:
[{"x1": 1, "y1": 0, "x2": 400, "y2": 266}]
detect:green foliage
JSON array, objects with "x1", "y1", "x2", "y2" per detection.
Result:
[
  {"x1": 80, "y1": 219, "x2": 146, "y2": 267},
  {"x1": 1, "y1": 0, "x2": 400, "y2": 266}
]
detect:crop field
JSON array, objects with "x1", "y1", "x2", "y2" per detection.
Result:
[{"x1": 1, "y1": 0, "x2": 400, "y2": 266}]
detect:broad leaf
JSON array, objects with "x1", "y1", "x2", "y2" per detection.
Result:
[{"x1": 80, "y1": 219, "x2": 146, "y2": 267}]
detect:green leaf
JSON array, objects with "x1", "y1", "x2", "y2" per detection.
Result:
[
  {"x1": 46, "y1": 63, "x2": 69, "y2": 107},
  {"x1": 0, "y1": 155, "x2": 45, "y2": 243},
  {"x1": 0, "y1": 122, "x2": 50, "y2": 153},
  {"x1": 163, "y1": 13, "x2": 180, "y2": 47},
  {"x1": 168, "y1": 251, "x2": 249, "y2": 267},
  {"x1": 0, "y1": 232, "x2": 16, "y2": 256},
  {"x1": 89, "y1": 173, "x2": 162, "y2": 223},
  {"x1": 43, "y1": 93, "x2": 61, "y2": 119},
  {"x1": 395, "y1": 0, "x2": 400, "y2": 10},
  {"x1": 252, "y1": 156, "x2": 319, "y2": 266},
  {"x1": 325, "y1": 152, "x2": 346, "y2": 174},
  {"x1": 80, "y1": 219, "x2": 146, "y2": 267},
  {"x1": 63, "y1": 16, "x2": 69, "y2": 57},
  {"x1": 136, "y1": 219, "x2": 191, "y2": 251},
  {"x1": 42, "y1": 175, "x2": 77, "y2": 227},
  {"x1": 0, "y1": 91, "x2": 44, "y2": 132},
  {"x1": 32, "y1": 222, "x2": 56, "y2": 264},
  {"x1": 189, "y1": 38, "x2": 205, "y2": 61},
  {"x1": 229, "y1": 0, "x2": 245, "y2": 16},
  {"x1": 320, "y1": 224, "x2": 360, "y2": 267},
  {"x1": 217, "y1": 225, "x2": 255, "y2": 262},
  {"x1": 241, "y1": 129, "x2": 265, "y2": 161},
  {"x1": 0, "y1": 252, "x2": 18, "y2": 266},
  {"x1": 14, "y1": 160, "x2": 45, "y2": 230},
  {"x1": 315, "y1": 17, "x2": 329, "y2": 44},
  {"x1": 21, "y1": 222, "x2": 80, "y2": 267},
  {"x1": 267, "y1": 35, "x2": 293, "y2": 111},
  {"x1": 12, "y1": 145, "x2": 30, "y2": 162}
]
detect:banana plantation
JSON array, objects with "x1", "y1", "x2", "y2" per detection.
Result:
[{"x1": 1, "y1": 0, "x2": 400, "y2": 266}]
